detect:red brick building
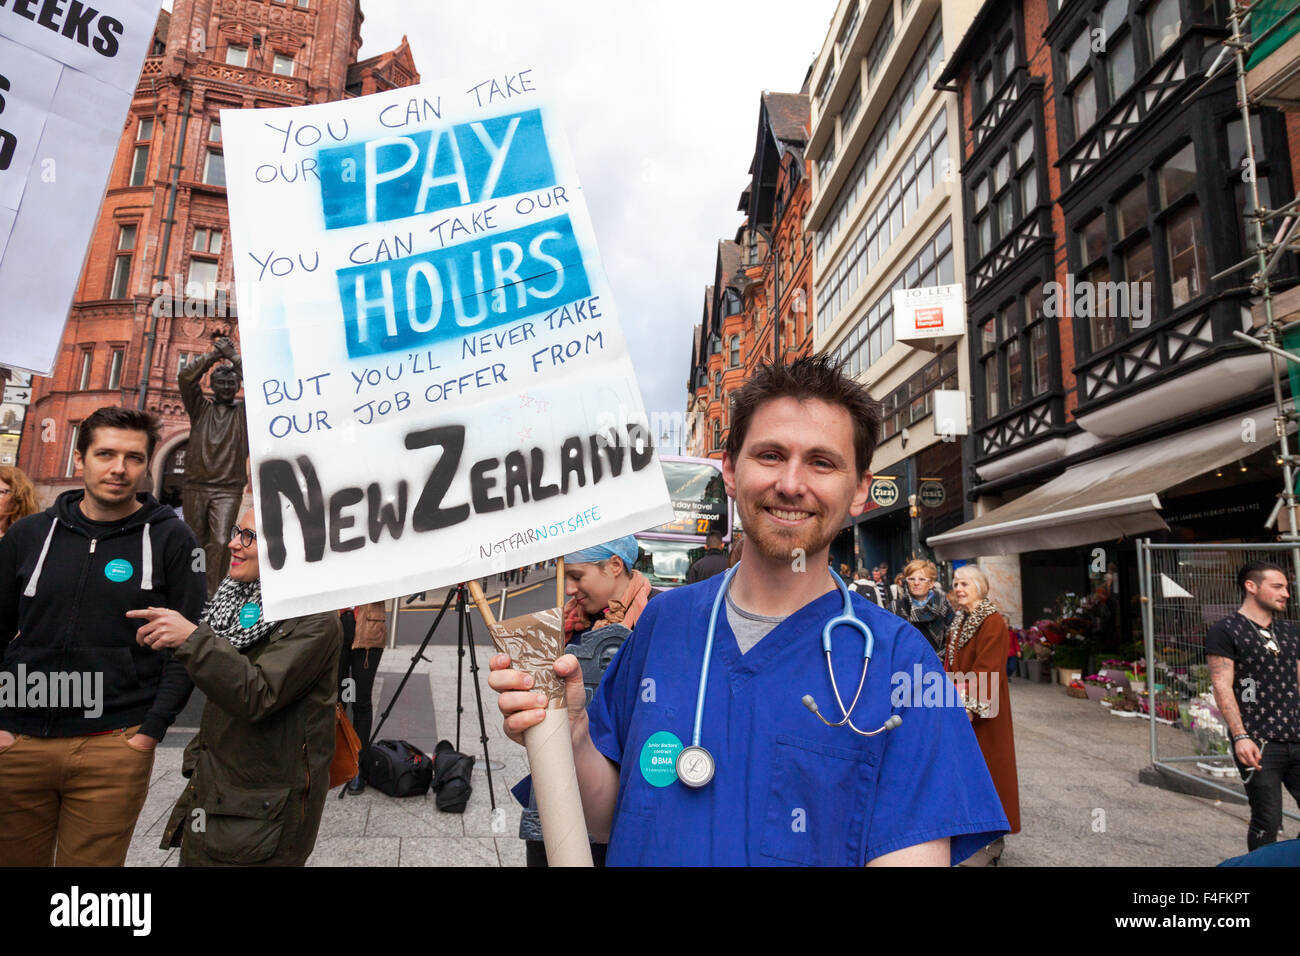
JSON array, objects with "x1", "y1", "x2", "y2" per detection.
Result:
[
  {"x1": 18, "y1": 0, "x2": 417, "y2": 505},
  {"x1": 687, "y1": 89, "x2": 813, "y2": 459}
]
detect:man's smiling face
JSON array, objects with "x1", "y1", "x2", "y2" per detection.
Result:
[{"x1": 723, "y1": 396, "x2": 871, "y2": 566}]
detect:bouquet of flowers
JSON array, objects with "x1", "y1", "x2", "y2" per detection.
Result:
[{"x1": 1187, "y1": 693, "x2": 1229, "y2": 756}]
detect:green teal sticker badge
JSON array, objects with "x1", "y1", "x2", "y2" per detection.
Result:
[
  {"x1": 238, "y1": 602, "x2": 262, "y2": 628},
  {"x1": 639, "y1": 731, "x2": 683, "y2": 787},
  {"x1": 104, "y1": 559, "x2": 133, "y2": 583}
]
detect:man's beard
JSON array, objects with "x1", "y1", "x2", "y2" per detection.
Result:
[
  {"x1": 1252, "y1": 594, "x2": 1287, "y2": 615},
  {"x1": 737, "y1": 495, "x2": 837, "y2": 564},
  {"x1": 87, "y1": 479, "x2": 136, "y2": 511}
]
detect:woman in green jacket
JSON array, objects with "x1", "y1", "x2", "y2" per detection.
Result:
[{"x1": 130, "y1": 507, "x2": 341, "y2": 866}]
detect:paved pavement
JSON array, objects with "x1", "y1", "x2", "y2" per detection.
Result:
[
  {"x1": 1001, "y1": 676, "x2": 1255, "y2": 866},
  {"x1": 126, "y1": 592, "x2": 1277, "y2": 867},
  {"x1": 129, "y1": 640, "x2": 529, "y2": 867}
]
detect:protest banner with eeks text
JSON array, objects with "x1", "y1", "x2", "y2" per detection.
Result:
[
  {"x1": 0, "y1": 0, "x2": 163, "y2": 375},
  {"x1": 222, "y1": 69, "x2": 674, "y2": 619}
]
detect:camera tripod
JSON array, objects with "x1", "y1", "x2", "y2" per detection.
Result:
[{"x1": 368, "y1": 583, "x2": 496, "y2": 810}]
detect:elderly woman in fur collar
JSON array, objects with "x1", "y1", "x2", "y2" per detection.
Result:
[{"x1": 944, "y1": 564, "x2": 1020, "y2": 865}]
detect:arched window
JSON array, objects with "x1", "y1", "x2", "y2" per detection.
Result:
[
  {"x1": 713, "y1": 371, "x2": 722, "y2": 399},
  {"x1": 728, "y1": 335, "x2": 740, "y2": 367},
  {"x1": 713, "y1": 419, "x2": 722, "y2": 450}
]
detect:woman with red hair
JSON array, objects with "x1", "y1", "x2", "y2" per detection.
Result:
[{"x1": 0, "y1": 466, "x2": 38, "y2": 538}]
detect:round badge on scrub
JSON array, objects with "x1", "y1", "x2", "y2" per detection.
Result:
[
  {"x1": 104, "y1": 559, "x2": 133, "y2": 583},
  {"x1": 238, "y1": 602, "x2": 262, "y2": 627},
  {"x1": 638, "y1": 731, "x2": 683, "y2": 787}
]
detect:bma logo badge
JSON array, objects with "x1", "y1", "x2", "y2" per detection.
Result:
[
  {"x1": 870, "y1": 478, "x2": 899, "y2": 508},
  {"x1": 238, "y1": 602, "x2": 262, "y2": 627},
  {"x1": 918, "y1": 481, "x2": 946, "y2": 508}
]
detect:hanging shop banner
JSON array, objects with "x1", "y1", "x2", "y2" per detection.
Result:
[
  {"x1": 222, "y1": 71, "x2": 674, "y2": 618},
  {"x1": 0, "y1": 0, "x2": 163, "y2": 374},
  {"x1": 918, "y1": 480, "x2": 945, "y2": 508},
  {"x1": 892, "y1": 283, "x2": 966, "y2": 351},
  {"x1": 870, "y1": 477, "x2": 900, "y2": 508}
]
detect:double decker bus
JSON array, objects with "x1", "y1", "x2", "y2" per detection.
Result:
[{"x1": 634, "y1": 456, "x2": 732, "y2": 588}]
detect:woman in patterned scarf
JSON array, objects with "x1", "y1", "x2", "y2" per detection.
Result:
[
  {"x1": 131, "y1": 507, "x2": 341, "y2": 866},
  {"x1": 889, "y1": 559, "x2": 953, "y2": 653},
  {"x1": 944, "y1": 564, "x2": 1020, "y2": 866}
]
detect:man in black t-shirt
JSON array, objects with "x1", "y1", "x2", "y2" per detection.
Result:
[{"x1": 1205, "y1": 560, "x2": 1300, "y2": 851}]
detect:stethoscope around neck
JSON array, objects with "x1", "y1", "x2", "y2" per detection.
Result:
[{"x1": 674, "y1": 563, "x2": 902, "y2": 789}]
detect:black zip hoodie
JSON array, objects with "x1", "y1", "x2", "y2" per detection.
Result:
[{"x1": 0, "y1": 490, "x2": 206, "y2": 739}]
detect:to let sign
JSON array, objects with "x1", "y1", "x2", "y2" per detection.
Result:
[{"x1": 892, "y1": 283, "x2": 966, "y2": 351}]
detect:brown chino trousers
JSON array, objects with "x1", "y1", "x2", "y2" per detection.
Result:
[{"x1": 0, "y1": 726, "x2": 155, "y2": 866}]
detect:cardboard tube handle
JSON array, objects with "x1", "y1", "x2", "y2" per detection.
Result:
[{"x1": 524, "y1": 706, "x2": 592, "y2": 867}]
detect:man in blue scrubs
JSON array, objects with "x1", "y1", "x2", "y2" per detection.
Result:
[{"x1": 491, "y1": 357, "x2": 1009, "y2": 865}]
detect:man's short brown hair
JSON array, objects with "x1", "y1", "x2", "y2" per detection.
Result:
[
  {"x1": 78, "y1": 406, "x2": 162, "y2": 459},
  {"x1": 725, "y1": 355, "x2": 881, "y2": 476}
]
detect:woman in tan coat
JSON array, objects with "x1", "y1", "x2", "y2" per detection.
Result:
[
  {"x1": 338, "y1": 601, "x2": 387, "y2": 794},
  {"x1": 945, "y1": 565, "x2": 1020, "y2": 864}
]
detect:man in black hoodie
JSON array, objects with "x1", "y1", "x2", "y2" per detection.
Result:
[{"x1": 0, "y1": 407, "x2": 206, "y2": 866}]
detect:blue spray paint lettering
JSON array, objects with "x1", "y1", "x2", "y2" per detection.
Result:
[
  {"x1": 318, "y1": 109, "x2": 555, "y2": 230},
  {"x1": 337, "y1": 214, "x2": 590, "y2": 359}
]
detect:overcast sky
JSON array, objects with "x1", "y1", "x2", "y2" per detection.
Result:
[
  {"x1": 353, "y1": 0, "x2": 839, "y2": 445},
  {"x1": 156, "y1": 0, "x2": 839, "y2": 438}
]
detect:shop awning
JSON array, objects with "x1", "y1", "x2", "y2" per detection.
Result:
[{"x1": 928, "y1": 408, "x2": 1276, "y2": 560}]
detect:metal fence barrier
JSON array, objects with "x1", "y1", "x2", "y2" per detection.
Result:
[{"x1": 1138, "y1": 540, "x2": 1300, "y2": 821}]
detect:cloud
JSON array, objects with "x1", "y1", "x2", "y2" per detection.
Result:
[{"x1": 157, "y1": 0, "x2": 838, "y2": 441}]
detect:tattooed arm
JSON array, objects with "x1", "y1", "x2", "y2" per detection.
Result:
[{"x1": 1208, "y1": 654, "x2": 1261, "y2": 770}]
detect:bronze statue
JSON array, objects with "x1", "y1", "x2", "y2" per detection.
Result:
[{"x1": 179, "y1": 335, "x2": 249, "y2": 595}]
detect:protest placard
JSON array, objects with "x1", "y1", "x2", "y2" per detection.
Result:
[
  {"x1": 0, "y1": 0, "x2": 162, "y2": 374},
  {"x1": 222, "y1": 69, "x2": 674, "y2": 619}
]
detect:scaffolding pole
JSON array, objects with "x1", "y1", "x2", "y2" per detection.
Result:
[{"x1": 1222, "y1": 0, "x2": 1300, "y2": 582}]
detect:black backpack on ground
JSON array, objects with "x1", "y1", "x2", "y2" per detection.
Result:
[
  {"x1": 364, "y1": 739, "x2": 433, "y2": 797},
  {"x1": 431, "y1": 739, "x2": 475, "y2": 813}
]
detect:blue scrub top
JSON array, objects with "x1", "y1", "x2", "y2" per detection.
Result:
[{"x1": 586, "y1": 574, "x2": 1010, "y2": 866}]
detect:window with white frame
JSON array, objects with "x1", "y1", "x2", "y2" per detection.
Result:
[
  {"x1": 977, "y1": 283, "x2": 1052, "y2": 422},
  {"x1": 107, "y1": 349, "x2": 125, "y2": 390},
  {"x1": 829, "y1": 221, "x2": 954, "y2": 377},
  {"x1": 203, "y1": 148, "x2": 226, "y2": 187},
  {"x1": 129, "y1": 117, "x2": 153, "y2": 187},
  {"x1": 970, "y1": 123, "x2": 1038, "y2": 260},
  {"x1": 818, "y1": 108, "x2": 947, "y2": 329},
  {"x1": 65, "y1": 424, "x2": 81, "y2": 477},
  {"x1": 77, "y1": 350, "x2": 93, "y2": 391},
  {"x1": 1070, "y1": 138, "x2": 1210, "y2": 357},
  {"x1": 110, "y1": 224, "x2": 137, "y2": 298},
  {"x1": 1058, "y1": 0, "x2": 1171, "y2": 144},
  {"x1": 814, "y1": 14, "x2": 943, "y2": 265}
]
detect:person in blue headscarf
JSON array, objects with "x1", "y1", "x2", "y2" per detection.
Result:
[
  {"x1": 491, "y1": 356, "x2": 1008, "y2": 866},
  {"x1": 560, "y1": 535, "x2": 655, "y2": 640}
]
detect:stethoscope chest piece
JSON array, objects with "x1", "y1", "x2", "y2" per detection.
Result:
[{"x1": 676, "y1": 745, "x2": 715, "y2": 788}]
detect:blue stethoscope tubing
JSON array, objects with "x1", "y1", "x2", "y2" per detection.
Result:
[{"x1": 686, "y1": 563, "x2": 901, "y2": 766}]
